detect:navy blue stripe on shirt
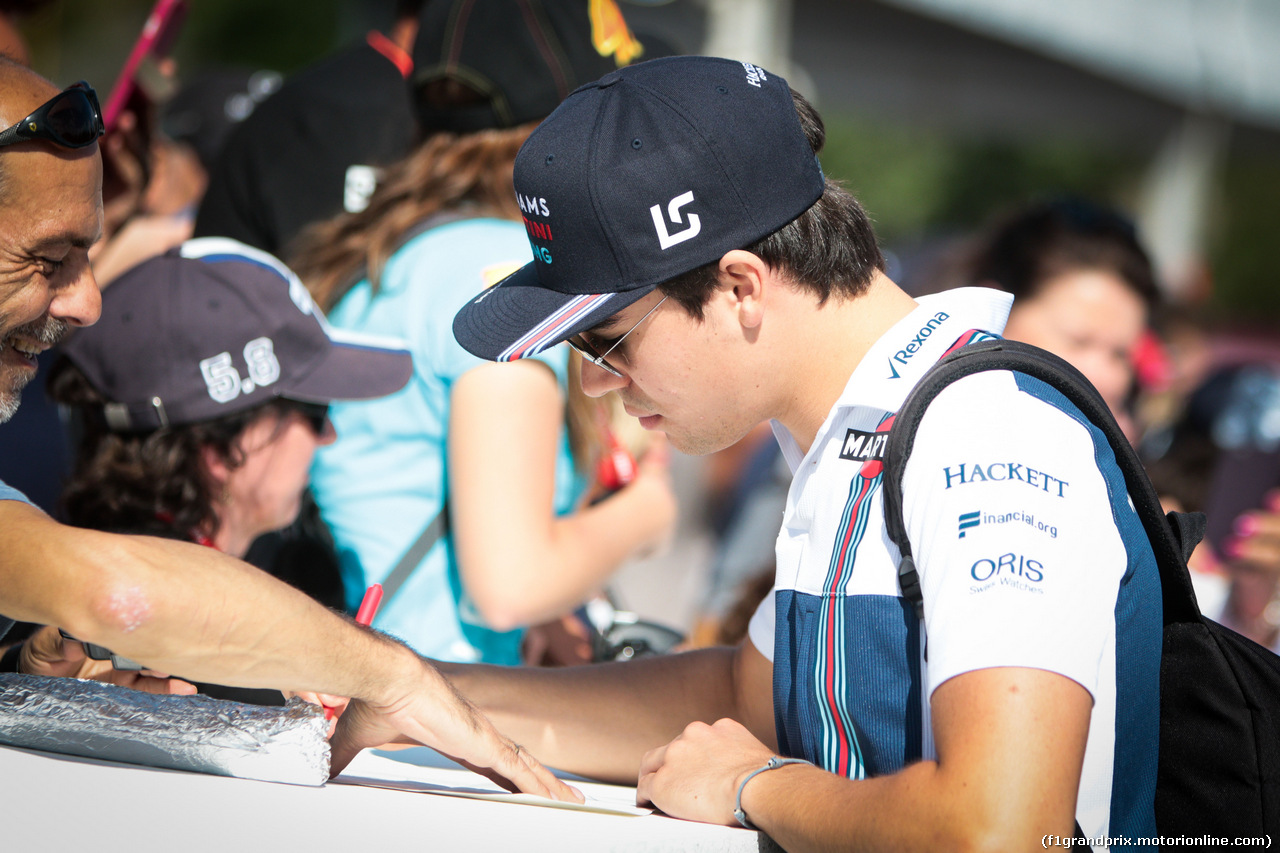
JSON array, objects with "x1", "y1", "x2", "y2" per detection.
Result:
[
  {"x1": 774, "y1": 590, "x2": 923, "y2": 776},
  {"x1": 1014, "y1": 373, "x2": 1161, "y2": 845}
]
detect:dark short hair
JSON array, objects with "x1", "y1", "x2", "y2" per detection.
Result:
[
  {"x1": 47, "y1": 357, "x2": 308, "y2": 540},
  {"x1": 658, "y1": 89, "x2": 885, "y2": 318},
  {"x1": 966, "y1": 197, "x2": 1161, "y2": 311}
]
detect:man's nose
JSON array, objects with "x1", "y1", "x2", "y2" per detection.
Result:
[
  {"x1": 579, "y1": 357, "x2": 628, "y2": 398},
  {"x1": 318, "y1": 417, "x2": 338, "y2": 446},
  {"x1": 52, "y1": 262, "x2": 101, "y2": 327}
]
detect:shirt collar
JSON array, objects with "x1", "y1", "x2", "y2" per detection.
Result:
[{"x1": 772, "y1": 287, "x2": 1013, "y2": 471}]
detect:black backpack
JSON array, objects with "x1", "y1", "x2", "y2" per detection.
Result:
[{"x1": 881, "y1": 338, "x2": 1280, "y2": 836}]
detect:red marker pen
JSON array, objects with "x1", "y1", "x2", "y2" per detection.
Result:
[
  {"x1": 325, "y1": 584, "x2": 384, "y2": 721},
  {"x1": 355, "y1": 583, "x2": 384, "y2": 626}
]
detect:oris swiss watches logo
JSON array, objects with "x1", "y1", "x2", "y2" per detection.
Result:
[{"x1": 650, "y1": 191, "x2": 702, "y2": 250}]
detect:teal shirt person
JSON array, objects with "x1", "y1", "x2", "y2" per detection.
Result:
[{"x1": 310, "y1": 218, "x2": 584, "y2": 664}]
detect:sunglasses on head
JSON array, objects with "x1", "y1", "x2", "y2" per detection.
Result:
[{"x1": 0, "y1": 82, "x2": 104, "y2": 150}]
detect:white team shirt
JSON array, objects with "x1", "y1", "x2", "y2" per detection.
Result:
[{"x1": 748, "y1": 287, "x2": 1161, "y2": 848}]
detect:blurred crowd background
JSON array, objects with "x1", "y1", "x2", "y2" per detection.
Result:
[
  {"x1": 17, "y1": 0, "x2": 1280, "y2": 321},
  {"x1": 6, "y1": 0, "x2": 1280, "y2": 645}
]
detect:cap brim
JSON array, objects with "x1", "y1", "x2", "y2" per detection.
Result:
[
  {"x1": 453, "y1": 262, "x2": 654, "y2": 362},
  {"x1": 284, "y1": 332, "x2": 414, "y2": 403}
]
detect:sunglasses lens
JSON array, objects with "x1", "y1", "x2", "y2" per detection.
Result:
[
  {"x1": 567, "y1": 337, "x2": 621, "y2": 377},
  {"x1": 305, "y1": 406, "x2": 330, "y2": 435},
  {"x1": 44, "y1": 92, "x2": 98, "y2": 146}
]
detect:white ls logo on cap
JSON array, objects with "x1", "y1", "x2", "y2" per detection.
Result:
[{"x1": 650, "y1": 191, "x2": 701, "y2": 250}]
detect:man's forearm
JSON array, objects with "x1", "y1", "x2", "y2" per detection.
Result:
[
  {"x1": 0, "y1": 502, "x2": 419, "y2": 702},
  {"x1": 439, "y1": 646, "x2": 747, "y2": 782},
  {"x1": 734, "y1": 667, "x2": 1086, "y2": 852}
]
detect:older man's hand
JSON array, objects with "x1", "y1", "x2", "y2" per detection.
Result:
[{"x1": 328, "y1": 656, "x2": 584, "y2": 804}]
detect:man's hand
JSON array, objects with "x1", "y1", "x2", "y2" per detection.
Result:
[
  {"x1": 19, "y1": 625, "x2": 196, "y2": 695},
  {"x1": 637, "y1": 717, "x2": 775, "y2": 825},
  {"x1": 329, "y1": 658, "x2": 584, "y2": 804}
]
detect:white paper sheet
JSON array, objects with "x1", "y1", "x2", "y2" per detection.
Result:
[{"x1": 333, "y1": 749, "x2": 652, "y2": 817}]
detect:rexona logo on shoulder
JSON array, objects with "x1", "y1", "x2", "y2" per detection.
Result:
[{"x1": 888, "y1": 312, "x2": 948, "y2": 378}]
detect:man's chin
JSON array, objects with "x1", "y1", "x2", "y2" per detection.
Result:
[
  {"x1": 663, "y1": 429, "x2": 734, "y2": 458},
  {"x1": 0, "y1": 371, "x2": 31, "y2": 423},
  {"x1": 663, "y1": 418, "x2": 768, "y2": 458},
  {"x1": 0, "y1": 392, "x2": 20, "y2": 424}
]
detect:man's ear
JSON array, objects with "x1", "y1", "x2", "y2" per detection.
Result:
[
  {"x1": 718, "y1": 250, "x2": 770, "y2": 329},
  {"x1": 200, "y1": 443, "x2": 230, "y2": 488}
]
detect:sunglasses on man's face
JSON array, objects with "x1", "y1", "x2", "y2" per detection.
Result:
[
  {"x1": 293, "y1": 402, "x2": 331, "y2": 437},
  {"x1": 566, "y1": 295, "x2": 668, "y2": 378},
  {"x1": 0, "y1": 82, "x2": 104, "y2": 150}
]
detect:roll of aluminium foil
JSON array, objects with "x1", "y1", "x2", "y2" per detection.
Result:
[{"x1": 0, "y1": 673, "x2": 330, "y2": 785}]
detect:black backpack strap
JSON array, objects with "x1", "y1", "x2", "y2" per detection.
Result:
[
  {"x1": 1166, "y1": 509, "x2": 1207, "y2": 564},
  {"x1": 883, "y1": 338, "x2": 1204, "y2": 625}
]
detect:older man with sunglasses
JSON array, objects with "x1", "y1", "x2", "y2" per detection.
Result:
[{"x1": 0, "y1": 57, "x2": 578, "y2": 803}]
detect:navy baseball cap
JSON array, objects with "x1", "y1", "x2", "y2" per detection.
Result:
[
  {"x1": 452, "y1": 55, "x2": 825, "y2": 363},
  {"x1": 60, "y1": 238, "x2": 413, "y2": 431}
]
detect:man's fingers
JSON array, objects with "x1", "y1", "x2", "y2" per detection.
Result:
[
  {"x1": 637, "y1": 742, "x2": 667, "y2": 778},
  {"x1": 325, "y1": 663, "x2": 582, "y2": 802},
  {"x1": 127, "y1": 675, "x2": 196, "y2": 695},
  {"x1": 462, "y1": 741, "x2": 583, "y2": 803},
  {"x1": 520, "y1": 746, "x2": 585, "y2": 804},
  {"x1": 636, "y1": 769, "x2": 656, "y2": 807},
  {"x1": 635, "y1": 743, "x2": 668, "y2": 806},
  {"x1": 330, "y1": 742, "x2": 360, "y2": 773},
  {"x1": 328, "y1": 700, "x2": 403, "y2": 778},
  {"x1": 328, "y1": 740, "x2": 361, "y2": 778}
]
